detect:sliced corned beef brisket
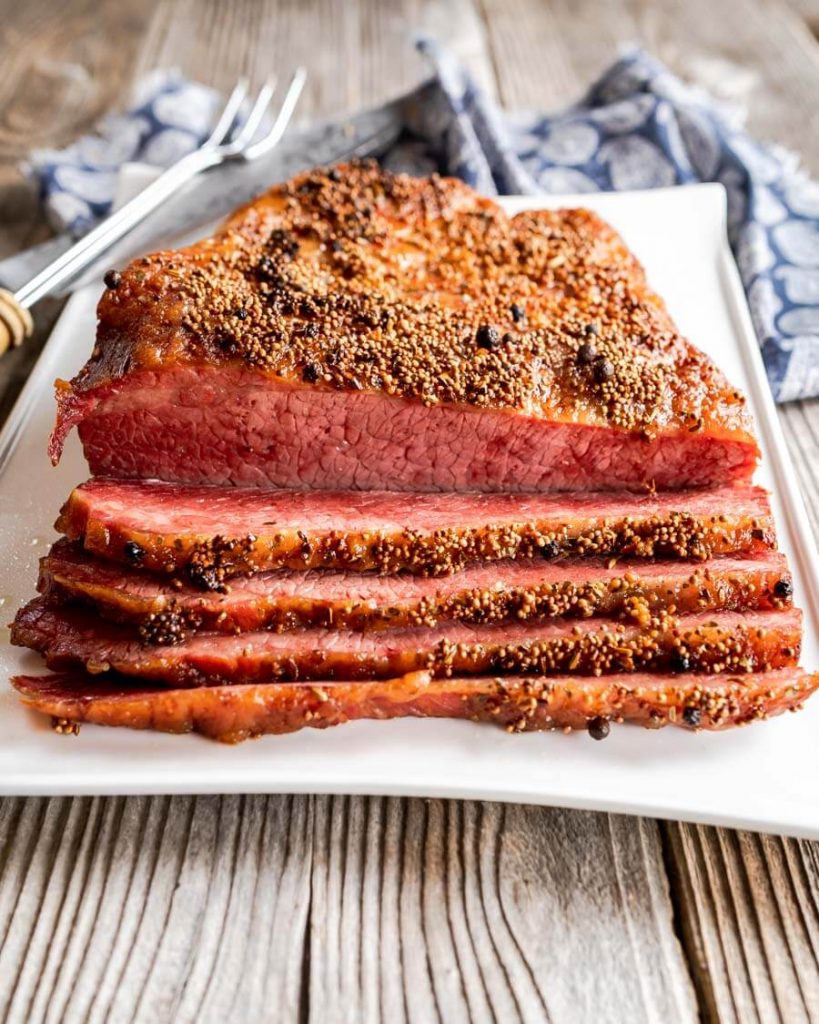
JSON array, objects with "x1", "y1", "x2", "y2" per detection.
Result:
[
  {"x1": 41, "y1": 541, "x2": 792, "y2": 637},
  {"x1": 56, "y1": 478, "x2": 775, "y2": 581},
  {"x1": 13, "y1": 669, "x2": 819, "y2": 743},
  {"x1": 8, "y1": 163, "x2": 813, "y2": 744}
]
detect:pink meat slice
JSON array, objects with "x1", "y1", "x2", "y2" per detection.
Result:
[
  {"x1": 41, "y1": 541, "x2": 793, "y2": 636},
  {"x1": 12, "y1": 599, "x2": 802, "y2": 685},
  {"x1": 56, "y1": 478, "x2": 776, "y2": 578},
  {"x1": 12, "y1": 668, "x2": 819, "y2": 743}
]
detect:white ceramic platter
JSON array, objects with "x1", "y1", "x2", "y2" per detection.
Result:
[{"x1": 1, "y1": 181, "x2": 817, "y2": 838}]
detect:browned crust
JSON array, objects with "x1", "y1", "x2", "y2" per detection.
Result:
[
  {"x1": 12, "y1": 670, "x2": 818, "y2": 743},
  {"x1": 56, "y1": 493, "x2": 777, "y2": 583},
  {"x1": 51, "y1": 161, "x2": 757, "y2": 465},
  {"x1": 39, "y1": 548, "x2": 793, "y2": 641},
  {"x1": 11, "y1": 598, "x2": 802, "y2": 684}
]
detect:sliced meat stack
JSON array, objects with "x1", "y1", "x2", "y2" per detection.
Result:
[{"x1": 10, "y1": 162, "x2": 817, "y2": 741}]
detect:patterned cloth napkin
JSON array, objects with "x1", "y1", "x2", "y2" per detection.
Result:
[{"x1": 25, "y1": 44, "x2": 819, "y2": 402}]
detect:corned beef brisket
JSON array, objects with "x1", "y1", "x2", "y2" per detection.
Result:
[
  {"x1": 13, "y1": 669, "x2": 819, "y2": 743},
  {"x1": 40, "y1": 541, "x2": 792, "y2": 638},
  {"x1": 50, "y1": 162, "x2": 758, "y2": 493},
  {"x1": 8, "y1": 162, "x2": 813, "y2": 744}
]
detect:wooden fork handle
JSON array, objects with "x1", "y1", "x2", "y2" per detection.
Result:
[{"x1": 0, "y1": 288, "x2": 33, "y2": 355}]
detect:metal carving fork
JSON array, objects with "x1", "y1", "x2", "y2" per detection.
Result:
[{"x1": 0, "y1": 68, "x2": 307, "y2": 355}]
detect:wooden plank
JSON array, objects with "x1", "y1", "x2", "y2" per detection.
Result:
[
  {"x1": 663, "y1": 824, "x2": 819, "y2": 1022},
  {"x1": 0, "y1": 795, "x2": 314, "y2": 1023},
  {"x1": 478, "y1": 0, "x2": 819, "y2": 172},
  {"x1": 0, "y1": 795, "x2": 697, "y2": 1023},
  {"x1": 133, "y1": 0, "x2": 496, "y2": 118},
  {"x1": 307, "y1": 797, "x2": 699, "y2": 1022}
]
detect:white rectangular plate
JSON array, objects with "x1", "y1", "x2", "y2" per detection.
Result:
[{"x1": 1, "y1": 182, "x2": 817, "y2": 838}]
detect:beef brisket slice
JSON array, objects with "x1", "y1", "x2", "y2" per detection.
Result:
[
  {"x1": 51, "y1": 162, "x2": 758, "y2": 493},
  {"x1": 12, "y1": 599, "x2": 801, "y2": 684},
  {"x1": 42, "y1": 541, "x2": 792, "y2": 637},
  {"x1": 56, "y1": 479, "x2": 775, "y2": 580},
  {"x1": 13, "y1": 669, "x2": 817, "y2": 743}
]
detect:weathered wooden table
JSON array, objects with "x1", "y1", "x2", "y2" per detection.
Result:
[{"x1": 0, "y1": 2, "x2": 817, "y2": 1021}]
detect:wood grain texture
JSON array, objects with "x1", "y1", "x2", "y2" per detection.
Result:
[
  {"x1": 0, "y1": 795, "x2": 314, "y2": 1023},
  {"x1": 663, "y1": 824, "x2": 819, "y2": 1023},
  {"x1": 131, "y1": 0, "x2": 496, "y2": 120},
  {"x1": 478, "y1": 0, "x2": 819, "y2": 172},
  {"x1": 307, "y1": 799, "x2": 697, "y2": 1023},
  {"x1": 0, "y1": 1, "x2": 818, "y2": 1022},
  {"x1": 0, "y1": 796, "x2": 697, "y2": 1024}
]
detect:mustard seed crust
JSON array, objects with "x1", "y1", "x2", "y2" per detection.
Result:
[
  {"x1": 56, "y1": 507, "x2": 775, "y2": 585},
  {"x1": 13, "y1": 669, "x2": 819, "y2": 741},
  {"x1": 72, "y1": 161, "x2": 755, "y2": 447}
]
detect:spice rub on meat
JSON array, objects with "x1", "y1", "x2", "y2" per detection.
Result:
[
  {"x1": 11, "y1": 160, "x2": 814, "y2": 747},
  {"x1": 40, "y1": 541, "x2": 792, "y2": 640},
  {"x1": 12, "y1": 599, "x2": 802, "y2": 685},
  {"x1": 56, "y1": 478, "x2": 776, "y2": 583},
  {"x1": 13, "y1": 669, "x2": 818, "y2": 743},
  {"x1": 50, "y1": 161, "x2": 758, "y2": 493}
]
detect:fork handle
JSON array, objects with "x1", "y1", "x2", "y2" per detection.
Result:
[
  {"x1": 0, "y1": 289, "x2": 34, "y2": 354},
  {"x1": 14, "y1": 145, "x2": 222, "y2": 311}
]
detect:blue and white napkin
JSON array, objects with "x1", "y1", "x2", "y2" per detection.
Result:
[{"x1": 24, "y1": 43, "x2": 819, "y2": 402}]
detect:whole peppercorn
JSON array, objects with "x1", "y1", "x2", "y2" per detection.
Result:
[
  {"x1": 670, "y1": 649, "x2": 691, "y2": 673},
  {"x1": 104, "y1": 269, "x2": 122, "y2": 289},
  {"x1": 257, "y1": 255, "x2": 278, "y2": 281},
  {"x1": 682, "y1": 706, "x2": 702, "y2": 728},
  {"x1": 576, "y1": 342, "x2": 597, "y2": 365},
  {"x1": 584, "y1": 322, "x2": 599, "y2": 336},
  {"x1": 475, "y1": 324, "x2": 501, "y2": 350},
  {"x1": 540, "y1": 540, "x2": 560, "y2": 559},
  {"x1": 234, "y1": 308, "x2": 248, "y2": 320},
  {"x1": 302, "y1": 362, "x2": 320, "y2": 383},
  {"x1": 588, "y1": 716, "x2": 610, "y2": 741},
  {"x1": 327, "y1": 167, "x2": 342, "y2": 182},
  {"x1": 593, "y1": 358, "x2": 614, "y2": 383},
  {"x1": 510, "y1": 303, "x2": 525, "y2": 323},
  {"x1": 123, "y1": 540, "x2": 145, "y2": 565},
  {"x1": 268, "y1": 228, "x2": 300, "y2": 258},
  {"x1": 774, "y1": 578, "x2": 793, "y2": 599}
]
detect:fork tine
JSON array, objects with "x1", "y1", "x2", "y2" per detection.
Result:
[
  {"x1": 243, "y1": 67, "x2": 307, "y2": 161},
  {"x1": 206, "y1": 78, "x2": 250, "y2": 147},
  {"x1": 230, "y1": 77, "x2": 278, "y2": 149},
  {"x1": 13, "y1": 69, "x2": 308, "y2": 311}
]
